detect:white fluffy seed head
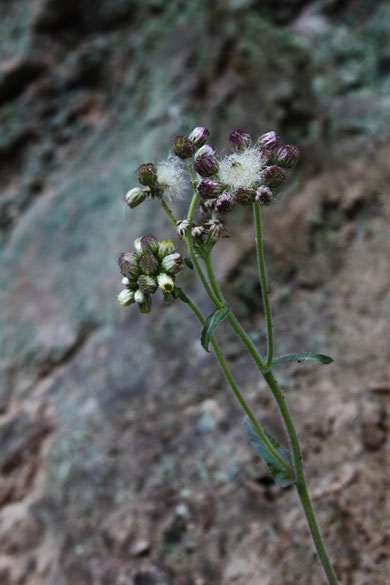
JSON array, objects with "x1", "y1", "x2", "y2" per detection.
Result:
[
  {"x1": 156, "y1": 157, "x2": 189, "y2": 201},
  {"x1": 218, "y1": 147, "x2": 264, "y2": 190}
]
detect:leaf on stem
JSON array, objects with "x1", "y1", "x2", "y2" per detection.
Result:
[
  {"x1": 245, "y1": 417, "x2": 295, "y2": 487},
  {"x1": 201, "y1": 303, "x2": 230, "y2": 352},
  {"x1": 264, "y1": 352, "x2": 333, "y2": 371}
]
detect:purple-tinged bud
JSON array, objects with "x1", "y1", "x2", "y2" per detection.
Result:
[
  {"x1": 117, "y1": 289, "x2": 135, "y2": 306},
  {"x1": 256, "y1": 186, "x2": 274, "y2": 206},
  {"x1": 215, "y1": 191, "x2": 235, "y2": 215},
  {"x1": 195, "y1": 144, "x2": 216, "y2": 158},
  {"x1": 138, "y1": 252, "x2": 159, "y2": 275},
  {"x1": 198, "y1": 178, "x2": 222, "y2": 199},
  {"x1": 194, "y1": 154, "x2": 219, "y2": 177},
  {"x1": 157, "y1": 239, "x2": 175, "y2": 259},
  {"x1": 137, "y1": 274, "x2": 157, "y2": 294},
  {"x1": 258, "y1": 147, "x2": 274, "y2": 165},
  {"x1": 140, "y1": 234, "x2": 159, "y2": 254},
  {"x1": 188, "y1": 126, "x2": 210, "y2": 148},
  {"x1": 173, "y1": 136, "x2": 195, "y2": 159},
  {"x1": 204, "y1": 219, "x2": 226, "y2": 239},
  {"x1": 235, "y1": 187, "x2": 256, "y2": 207},
  {"x1": 124, "y1": 187, "x2": 147, "y2": 209},
  {"x1": 118, "y1": 252, "x2": 139, "y2": 279},
  {"x1": 258, "y1": 131, "x2": 280, "y2": 149},
  {"x1": 229, "y1": 129, "x2": 251, "y2": 152},
  {"x1": 262, "y1": 165, "x2": 288, "y2": 189},
  {"x1": 192, "y1": 225, "x2": 205, "y2": 238},
  {"x1": 138, "y1": 295, "x2": 152, "y2": 314},
  {"x1": 136, "y1": 163, "x2": 158, "y2": 187},
  {"x1": 276, "y1": 144, "x2": 300, "y2": 169},
  {"x1": 176, "y1": 219, "x2": 190, "y2": 239},
  {"x1": 161, "y1": 253, "x2": 184, "y2": 274}
]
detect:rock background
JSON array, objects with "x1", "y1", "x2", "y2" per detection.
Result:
[{"x1": 0, "y1": 1, "x2": 389, "y2": 584}]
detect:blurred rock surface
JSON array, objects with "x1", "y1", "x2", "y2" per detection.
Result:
[{"x1": 0, "y1": 1, "x2": 389, "y2": 584}]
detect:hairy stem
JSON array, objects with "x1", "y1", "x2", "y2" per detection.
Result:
[
  {"x1": 203, "y1": 253, "x2": 266, "y2": 370},
  {"x1": 254, "y1": 201, "x2": 274, "y2": 366},
  {"x1": 160, "y1": 200, "x2": 178, "y2": 231},
  {"x1": 177, "y1": 289, "x2": 293, "y2": 476},
  {"x1": 185, "y1": 164, "x2": 223, "y2": 308}
]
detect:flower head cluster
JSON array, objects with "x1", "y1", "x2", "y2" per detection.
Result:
[
  {"x1": 121, "y1": 126, "x2": 299, "y2": 260},
  {"x1": 117, "y1": 235, "x2": 184, "y2": 313}
]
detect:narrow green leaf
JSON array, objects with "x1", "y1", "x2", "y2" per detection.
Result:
[
  {"x1": 245, "y1": 417, "x2": 295, "y2": 487},
  {"x1": 264, "y1": 352, "x2": 333, "y2": 371},
  {"x1": 201, "y1": 304, "x2": 230, "y2": 352}
]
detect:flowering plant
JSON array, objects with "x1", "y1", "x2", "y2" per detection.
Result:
[{"x1": 117, "y1": 127, "x2": 339, "y2": 585}]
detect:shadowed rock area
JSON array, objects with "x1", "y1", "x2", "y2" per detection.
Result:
[{"x1": 0, "y1": 1, "x2": 389, "y2": 584}]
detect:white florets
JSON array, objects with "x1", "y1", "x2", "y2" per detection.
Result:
[
  {"x1": 218, "y1": 147, "x2": 264, "y2": 190},
  {"x1": 156, "y1": 157, "x2": 189, "y2": 201}
]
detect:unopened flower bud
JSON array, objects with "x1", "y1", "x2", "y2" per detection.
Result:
[
  {"x1": 176, "y1": 219, "x2": 190, "y2": 238},
  {"x1": 189, "y1": 126, "x2": 210, "y2": 148},
  {"x1": 134, "y1": 238, "x2": 142, "y2": 253},
  {"x1": 121, "y1": 276, "x2": 130, "y2": 286},
  {"x1": 192, "y1": 225, "x2": 205, "y2": 238},
  {"x1": 158, "y1": 239, "x2": 175, "y2": 259},
  {"x1": 134, "y1": 289, "x2": 145, "y2": 304},
  {"x1": 256, "y1": 186, "x2": 274, "y2": 206},
  {"x1": 136, "y1": 163, "x2": 158, "y2": 187},
  {"x1": 229, "y1": 129, "x2": 252, "y2": 152},
  {"x1": 173, "y1": 136, "x2": 195, "y2": 159},
  {"x1": 276, "y1": 144, "x2": 300, "y2": 169},
  {"x1": 139, "y1": 251, "x2": 159, "y2": 275},
  {"x1": 161, "y1": 252, "x2": 183, "y2": 274},
  {"x1": 215, "y1": 191, "x2": 235, "y2": 215},
  {"x1": 157, "y1": 273, "x2": 175, "y2": 294},
  {"x1": 118, "y1": 252, "x2": 139, "y2": 279},
  {"x1": 235, "y1": 187, "x2": 256, "y2": 206},
  {"x1": 194, "y1": 154, "x2": 219, "y2": 177},
  {"x1": 138, "y1": 295, "x2": 152, "y2": 314},
  {"x1": 204, "y1": 219, "x2": 226, "y2": 239},
  {"x1": 195, "y1": 144, "x2": 216, "y2": 158},
  {"x1": 258, "y1": 130, "x2": 280, "y2": 149},
  {"x1": 258, "y1": 147, "x2": 274, "y2": 165},
  {"x1": 124, "y1": 187, "x2": 147, "y2": 209},
  {"x1": 137, "y1": 274, "x2": 158, "y2": 294},
  {"x1": 262, "y1": 165, "x2": 288, "y2": 189},
  {"x1": 140, "y1": 234, "x2": 159, "y2": 254},
  {"x1": 117, "y1": 289, "x2": 135, "y2": 306},
  {"x1": 198, "y1": 178, "x2": 222, "y2": 199}
]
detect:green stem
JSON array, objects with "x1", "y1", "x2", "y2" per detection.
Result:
[
  {"x1": 263, "y1": 372, "x2": 339, "y2": 585},
  {"x1": 177, "y1": 289, "x2": 293, "y2": 476},
  {"x1": 253, "y1": 201, "x2": 274, "y2": 366},
  {"x1": 201, "y1": 257, "x2": 339, "y2": 585}
]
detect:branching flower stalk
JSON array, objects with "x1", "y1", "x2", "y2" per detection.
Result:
[{"x1": 118, "y1": 127, "x2": 339, "y2": 584}]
